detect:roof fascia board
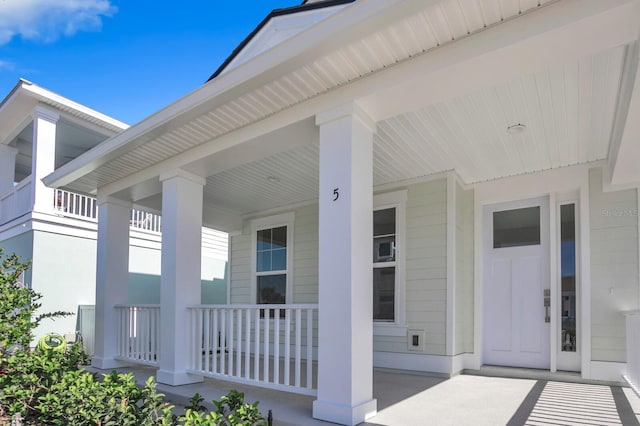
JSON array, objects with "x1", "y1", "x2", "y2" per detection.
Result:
[{"x1": 23, "y1": 83, "x2": 129, "y2": 130}]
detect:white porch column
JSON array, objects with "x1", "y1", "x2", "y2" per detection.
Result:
[
  {"x1": 313, "y1": 103, "x2": 377, "y2": 425},
  {"x1": 93, "y1": 196, "x2": 131, "y2": 369},
  {"x1": 157, "y1": 169, "x2": 205, "y2": 386},
  {"x1": 31, "y1": 106, "x2": 59, "y2": 212},
  {"x1": 0, "y1": 144, "x2": 18, "y2": 194}
]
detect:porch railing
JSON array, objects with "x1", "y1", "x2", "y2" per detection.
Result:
[
  {"x1": 187, "y1": 304, "x2": 318, "y2": 396},
  {"x1": 114, "y1": 305, "x2": 160, "y2": 366}
]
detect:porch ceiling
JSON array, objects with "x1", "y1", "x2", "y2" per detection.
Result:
[
  {"x1": 45, "y1": 0, "x2": 640, "y2": 225},
  {"x1": 198, "y1": 45, "x2": 624, "y2": 218}
]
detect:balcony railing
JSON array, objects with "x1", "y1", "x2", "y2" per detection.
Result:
[
  {"x1": 54, "y1": 189, "x2": 161, "y2": 233},
  {"x1": 0, "y1": 177, "x2": 32, "y2": 225},
  {"x1": 188, "y1": 304, "x2": 318, "y2": 396},
  {"x1": 114, "y1": 305, "x2": 161, "y2": 366},
  {"x1": 55, "y1": 189, "x2": 97, "y2": 219}
]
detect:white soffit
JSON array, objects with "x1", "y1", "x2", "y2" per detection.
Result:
[{"x1": 51, "y1": 0, "x2": 633, "y2": 198}]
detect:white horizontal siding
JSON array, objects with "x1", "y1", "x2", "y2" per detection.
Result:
[
  {"x1": 230, "y1": 233, "x2": 251, "y2": 303},
  {"x1": 293, "y1": 205, "x2": 319, "y2": 304},
  {"x1": 201, "y1": 227, "x2": 229, "y2": 260},
  {"x1": 229, "y1": 205, "x2": 319, "y2": 305},
  {"x1": 227, "y1": 179, "x2": 450, "y2": 357},
  {"x1": 589, "y1": 168, "x2": 639, "y2": 362},
  {"x1": 405, "y1": 179, "x2": 448, "y2": 356}
]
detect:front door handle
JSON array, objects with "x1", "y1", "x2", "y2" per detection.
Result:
[{"x1": 544, "y1": 289, "x2": 550, "y2": 323}]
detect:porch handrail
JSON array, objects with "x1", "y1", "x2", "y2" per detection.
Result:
[
  {"x1": 187, "y1": 304, "x2": 318, "y2": 396},
  {"x1": 114, "y1": 304, "x2": 160, "y2": 367}
]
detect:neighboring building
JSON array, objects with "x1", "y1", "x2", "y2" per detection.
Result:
[
  {"x1": 44, "y1": 1, "x2": 640, "y2": 425},
  {"x1": 0, "y1": 79, "x2": 229, "y2": 352}
]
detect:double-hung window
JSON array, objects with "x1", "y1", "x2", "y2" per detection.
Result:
[
  {"x1": 251, "y1": 213, "x2": 294, "y2": 318},
  {"x1": 373, "y1": 191, "x2": 406, "y2": 333},
  {"x1": 256, "y1": 226, "x2": 287, "y2": 305}
]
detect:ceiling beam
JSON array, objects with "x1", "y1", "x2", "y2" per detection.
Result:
[{"x1": 609, "y1": 42, "x2": 640, "y2": 186}]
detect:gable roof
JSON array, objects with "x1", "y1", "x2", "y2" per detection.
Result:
[{"x1": 207, "y1": 0, "x2": 356, "y2": 81}]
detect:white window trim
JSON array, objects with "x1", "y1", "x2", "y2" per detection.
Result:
[
  {"x1": 250, "y1": 212, "x2": 295, "y2": 305},
  {"x1": 373, "y1": 190, "x2": 407, "y2": 336}
]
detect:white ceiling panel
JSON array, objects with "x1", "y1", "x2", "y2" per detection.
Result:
[{"x1": 374, "y1": 45, "x2": 625, "y2": 185}]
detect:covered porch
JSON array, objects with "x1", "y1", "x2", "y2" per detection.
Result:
[
  {"x1": 90, "y1": 364, "x2": 640, "y2": 425},
  {"x1": 44, "y1": 0, "x2": 640, "y2": 424}
]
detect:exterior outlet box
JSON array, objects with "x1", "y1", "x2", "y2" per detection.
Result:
[{"x1": 407, "y1": 329, "x2": 425, "y2": 352}]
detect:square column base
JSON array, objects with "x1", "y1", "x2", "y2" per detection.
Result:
[
  {"x1": 156, "y1": 369, "x2": 203, "y2": 386},
  {"x1": 91, "y1": 357, "x2": 131, "y2": 370},
  {"x1": 313, "y1": 398, "x2": 377, "y2": 426}
]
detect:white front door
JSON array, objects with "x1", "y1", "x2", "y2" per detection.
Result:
[{"x1": 483, "y1": 197, "x2": 550, "y2": 369}]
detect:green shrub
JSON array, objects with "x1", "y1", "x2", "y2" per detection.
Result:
[
  {"x1": 0, "y1": 249, "x2": 267, "y2": 425},
  {"x1": 180, "y1": 390, "x2": 267, "y2": 425}
]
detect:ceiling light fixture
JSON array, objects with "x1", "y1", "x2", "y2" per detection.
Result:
[{"x1": 507, "y1": 123, "x2": 527, "y2": 135}]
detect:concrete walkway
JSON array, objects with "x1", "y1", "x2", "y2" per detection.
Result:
[{"x1": 87, "y1": 366, "x2": 640, "y2": 425}]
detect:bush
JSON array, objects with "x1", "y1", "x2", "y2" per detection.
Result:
[
  {"x1": 0, "y1": 249, "x2": 268, "y2": 425},
  {"x1": 180, "y1": 390, "x2": 267, "y2": 426}
]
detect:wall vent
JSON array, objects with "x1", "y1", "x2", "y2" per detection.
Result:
[{"x1": 407, "y1": 329, "x2": 425, "y2": 352}]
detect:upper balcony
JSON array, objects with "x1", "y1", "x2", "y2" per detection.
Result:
[{"x1": 0, "y1": 79, "x2": 129, "y2": 229}]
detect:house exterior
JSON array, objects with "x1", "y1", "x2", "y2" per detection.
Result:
[
  {"x1": 0, "y1": 80, "x2": 229, "y2": 352},
  {"x1": 44, "y1": 0, "x2": 640, "y2": 425}
]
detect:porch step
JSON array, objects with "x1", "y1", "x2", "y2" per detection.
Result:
[{"x1": 464, "y1": 365, "x2": 625, "y2": 387}]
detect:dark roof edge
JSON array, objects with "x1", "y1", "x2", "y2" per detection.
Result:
[{"x1": 206, "y1": 0, "x2": 356, "y2": 82}]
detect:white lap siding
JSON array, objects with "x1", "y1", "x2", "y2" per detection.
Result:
[{"x1": 589, "y1": 168, "x2": 639, "y2": 362}]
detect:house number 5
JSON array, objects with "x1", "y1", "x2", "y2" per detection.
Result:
[{"x1": 333, "y1": 188, "x2": 339, "y2": 201}]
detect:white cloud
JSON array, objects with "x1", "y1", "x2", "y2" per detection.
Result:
[
  {"x1": 0, "y1": 60, "x2": 15, "y2": 71},
  {"x1": 0, "y1": 0, "x2": 116, "y2": 45}
]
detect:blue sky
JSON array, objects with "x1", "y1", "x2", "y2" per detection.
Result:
[{"x1": 0, "y1": 0, "x2": 301, "y2": 124}]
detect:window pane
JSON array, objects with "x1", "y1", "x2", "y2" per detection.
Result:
[
  {"x1": 257, "y1": 274, "x2": 286, "y2": 304},
  {"x1": 271, "y1": 248, "x2": 287, "y2": 271},
  {"x1": 374, "y1": 208, "x2": 395, "y2": 237},
  {"x1": 374, "y1": 236, "x2": 395, "y2": 262},
  {"x1": 493, "y1": 206, "x2": 540, "y2": 248},
  {"x1": 257, "y1": 229, "x2": 272, "y2": 251},
  {"x1": 560, "y1": 204, "x2": 577, "y2": 352},
  {"x1": 257, "y1": 251, "x2": 271, "y2": 272},
  {"x1": 373, "y1": 267, "x2": 395, "y2": 321},
  {"x1": 271, "y1": 226, "x2": 287, "y2": 249}
]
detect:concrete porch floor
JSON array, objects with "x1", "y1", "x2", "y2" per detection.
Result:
[{"x1": 87, "y1": 365, "x2": 640, "y2": 425}]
